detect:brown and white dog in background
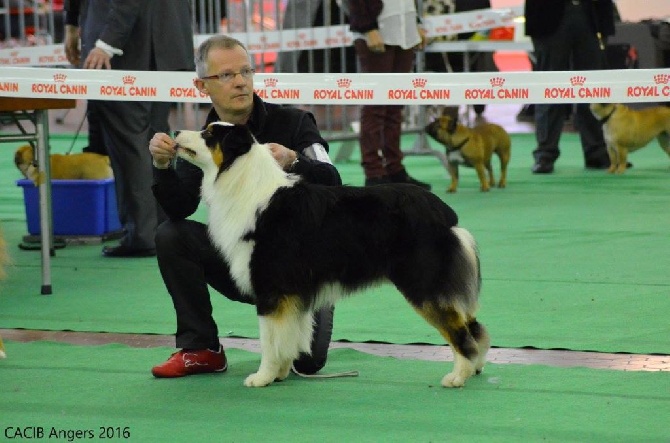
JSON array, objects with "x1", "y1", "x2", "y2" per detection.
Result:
[
  {"x1": 590, "y1": 103, "x2": 670, "y2": 174},
  {"x1": 14, "y1": 144, "x2": 113, "y2": 185},
  {"x1": 425, "y1": 113, "x2": 511, "y2": 193}
]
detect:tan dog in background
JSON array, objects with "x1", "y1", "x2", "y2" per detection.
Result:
[
  {"x1": 590, "y1": 103, "x2": 670, "y2": 174},
  {"x1": 14, "y1": 144, "x2": 113, "y2": 185},
  {"x1": 425, "y1": 114, "x2": 511, "y2": 192}
]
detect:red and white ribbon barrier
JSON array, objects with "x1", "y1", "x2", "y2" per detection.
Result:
[
  {"x1": 0, "y1": 7, "x2": 522, "y2": 67},
  {"x1": 1, "y1": 66, "x2": 669, "y2": 105}
]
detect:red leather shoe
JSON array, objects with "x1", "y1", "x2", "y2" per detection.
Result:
[{"x1": 151, "y1": 346, "x2": 227, "y2": 378}]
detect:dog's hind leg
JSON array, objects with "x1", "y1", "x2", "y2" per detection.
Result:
[
  {"x1": 414, "y1": 302, "x2": 479, "y2": 387},
  {"x1": 497, "y1": 147, "x2": 510, "y2": 188},
  {"x1": 485, "y1": 161, "x2": 495, "y2": 188},
  {"x1": 467, "y1": 318, "x2": 490, "y2": 374},
  {"x1": 474, "y1": 164, "x2": 491, "y2": 192},
  {"x1": 244, "y1": 296, "x2": 313, "y2": 387}
]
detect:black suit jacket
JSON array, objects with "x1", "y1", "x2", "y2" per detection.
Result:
[
  {"x1": 524, "y1": 0, "x2": 615, "y2": 38},
  {"x1": 66, "y1": 0, "x2": 194, "y2": 72}
]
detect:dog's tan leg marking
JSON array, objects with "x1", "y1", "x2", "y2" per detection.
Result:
[
  {"x1": 473, "y1": 164, "x2": 490, "y2": 192},
  {"x1": 244, "y1": 296, "x2": 312, "y2": 387},
  {"x1": 447, "y1": 163, "x2": 459, "y2": 193},
  {"x1": 414, "y1": 303, "x2": 478, "y2": 388}
]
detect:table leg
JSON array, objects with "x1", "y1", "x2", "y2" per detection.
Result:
[{"x1": 35, "y1": 109, "x2": 53, "y2": 295}]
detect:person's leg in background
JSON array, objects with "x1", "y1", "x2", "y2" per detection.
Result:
[
  {"x1": 82, "y1": 101, "x2": 108, "y2": 155},
  {"x1": 530, "y1": 33, "x2": 571, "y2": 173},
  {"x1": 354, "y1": 40, "x2": 430, "y2": 189},
  {"x1": 380, "y1": 45, "x2": 414, "y2": 176},
  {"x1": 570, "y1": 11, "x2": 611, "y2": 168},
  {"x1": 354, "y1": 39, "x2": 395, "y2": 185},
  {"x1": 98, "y1": 100, "x2": 159, "y2": 256},
  {"x1": 530, "y1": 5, "x2": 575, "y2": 174}
]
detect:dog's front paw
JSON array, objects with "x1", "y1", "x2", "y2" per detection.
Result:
[
  {"x1": 244, "y1": 372, "x2": 275, "y2": 387},
  {"x1": 441, "y1": 371, "x2": 467, "y2": 388}
]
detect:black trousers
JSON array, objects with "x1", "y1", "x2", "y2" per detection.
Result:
[
  {"x1": 155, "y1": 219, "x2": 334, "y2": 374},
  {"x1": 531, "y1": 1, "x2": 610, "y2": 166},
  {"x1": 92, "y1": 99, "x2": 168, "y2": 249}
]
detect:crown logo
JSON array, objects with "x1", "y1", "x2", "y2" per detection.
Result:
[
  {"x1": 336, "y1": 78, "x2": 351, "y2": 88},
  {"x1": 489, "y1": 77, "x2": 505, "y2": 88},
  {"x1": 412, "y1": 78, "x2": 427, "y2": 88},
  {"x1": 264, "y1": 77, "x2": 278, "y2": 87},
  {"x1": 570, "y1": 75, "x2": 586, "y2": 86},
  {"x1": 53, "y1": 73, "x2": 66, "y2": 82},
  {"x1": 653, "y1": 73, "x2": 670, "y2": 85},
  {"x1": 122, "y1": 75, "x2": 136, "y2": 85}
]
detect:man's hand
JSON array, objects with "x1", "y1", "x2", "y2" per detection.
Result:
[
  {"x1": 83, "y1": 47, "x2": 112, "y2": 70},
  {"x1": 149, "y1": 133, "x2": 177, "y2": 169},
  {"x1": 267, "y1": 143, "x2": 298, "y2": 170},
  {"x1": 64, "y1": 25, "x2": 81, "y2": 66},
  {"x1": 365, "y1": 29, "x2": 385, "y2": 53}
]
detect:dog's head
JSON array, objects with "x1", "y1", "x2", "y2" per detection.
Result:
[
  {"x1": 174, "y1": 122, "x2": 257, "y2": 173},
  {"x1": 589, "y1": 103, "x2": 617, "y2": 120},
  {"x1": 14, "y1": 145, "x2": 40, "y2": 183},
  {"x1": 425, "y1": 115, "x2": 459, "y2": 147}
]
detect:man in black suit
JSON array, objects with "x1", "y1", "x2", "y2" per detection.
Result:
[
  {"x1": 64, "y1": 0, "x2": 194, "y2": 256},
  {"x1": 525, "y1": 0, "x2": 616, "y2": 174}
]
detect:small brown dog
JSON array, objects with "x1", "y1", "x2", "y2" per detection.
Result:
[
  {"x1": 590, "y1": 103, "x2": 670, "y2": 174},
  {"x1": 14, "y1": 144, "x2": 113, "y2": 185},
  {"x1": 425, "y1": 114, "x2": 511, "y2": 192}
]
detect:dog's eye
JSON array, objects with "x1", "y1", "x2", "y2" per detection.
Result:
[{"x1": 202, "y1": 129, "x2": 213, "y2": 140}]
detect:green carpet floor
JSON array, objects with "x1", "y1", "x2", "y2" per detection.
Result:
[
  {"x1": 1, "y1": 341, "x2": 668, "y2": 443},
  {"x1": 1, "y1": 132, "x2": 669, "y2": 354}
]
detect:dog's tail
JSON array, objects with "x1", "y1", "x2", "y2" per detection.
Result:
[{"x1": 451, "y1": 226, "x2": 481, "y2": 308}]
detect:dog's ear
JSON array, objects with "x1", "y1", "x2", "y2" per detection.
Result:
[
  {"x1": 204, "y1": 122, "x2": 235, "y2": 149},
  {"x1": 224, "y1": 124, "x2": 256, "y2": 153}
]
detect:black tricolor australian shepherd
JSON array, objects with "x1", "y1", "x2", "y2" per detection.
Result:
[{"x1": 174, "y1": 122, "x2": 489, "y2": 388}]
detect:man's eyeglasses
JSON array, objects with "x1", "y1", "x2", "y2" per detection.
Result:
[{"x1": 200, "y1": 68, "x2": 255, "y2": 82}]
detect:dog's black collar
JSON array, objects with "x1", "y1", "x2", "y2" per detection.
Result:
[
  {"x1": 448, "y1": 137, "x2": 470, "y2": 152},
  {"x1": 598, "y1": 107, "x2": 616, "y2": 124}
]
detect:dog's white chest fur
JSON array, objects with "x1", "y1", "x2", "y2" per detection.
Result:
[{"x1": 203, "y1": 143, "x2": 298, "y2": 297}]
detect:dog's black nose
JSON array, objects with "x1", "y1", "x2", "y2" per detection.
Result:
[{"x1": 173, "y1": 130, "x2": 181, "y2": 138}]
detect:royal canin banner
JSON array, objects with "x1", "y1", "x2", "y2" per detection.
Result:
[
  {"x1": 1, "y1": 67, "x2": 669, "y2": 105},
  {"x1": 0, "y1": 7, "x2": 522, "y2": 67}
]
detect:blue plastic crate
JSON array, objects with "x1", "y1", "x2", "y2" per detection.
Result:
[{"x1": 16, "y1": 178, "x2": 121, "y2": 236}]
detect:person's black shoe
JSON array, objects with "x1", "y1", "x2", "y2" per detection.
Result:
[
  {"x1": 102, "y1": 245, "x2": 156, "y2": 258},
  {"x1": 531, "y1": 160, "x2": 554, "y2": 174},
  {"x1": 364, "y1": 176, "x2": 391, "y2": 187},
  {"x1": 388, "y1": 171, "x2": 431, "y2": 190}
]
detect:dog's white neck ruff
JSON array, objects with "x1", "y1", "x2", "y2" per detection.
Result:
[{"x1": 204, "y1": 137, "x2": 299, "y2": 297}]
